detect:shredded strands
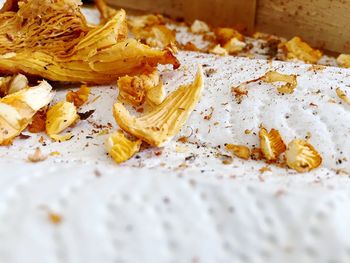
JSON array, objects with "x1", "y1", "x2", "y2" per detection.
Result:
[
  {"x1": 46, "y1": 101, "x2": 79, "y2": 136},
  {"x1": 27, "y1": 147, "x2": 47, "y2": 162},
  {"x1": 226, "y1": 144, "x2": 251, "y2": 160},
  {"x1": 105, "y1": 130, "x2": 142, "y2": 163},
  {"x1": 0, "y1": 0, "x2": 179, "y2": 84},
  {"x1": 66, "y1": 85, "x2": 91, "y2": 107},
  {"x1": 261, "y1": 71, "x2": 298, "y2": 94},
  {"x1": 283, "y1": 37, "x2": 323, "y2": 64},
  {"x1": 113, "y1": 66, "x2": 204, "y2": 147},
  {"x1": 117, "y1": 68, "x2": 164, "y2": 106},
  {"x1": 259, "y1": 127, "x2": 286, "y2": 162},
  {"x1": 285, "y1": 139, "x2": 322, "y2": 173},
  {"x1": 336, "y1": 88, "x2": 350, "y2": 106},
  {"x1": 0, "y1": 81, "x2": 54, "y2": 145}
]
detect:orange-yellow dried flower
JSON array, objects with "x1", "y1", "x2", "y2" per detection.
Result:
[
  {"x1": 284, "y1": 37, "x2": 322, "y2": 64},
  {"x1": 337, "y1": 54, "x2": 350, "y2": 68},
  {"x1": 262, "y1": 71, "x2": 297, "y2": 94},
  {"x1": 105, "y1": 130, "x2": 142, "y2": 163},
  {"x1": 46, "y1": 101, "x2": 79, "y2": 136},
  {"x1": 0, "y1": 81, "x2": 54, "y2": 145},
  {"x1": 0, "y1": 1, "x2": 179, "y2": 84},
  {"x1": 66, "y1": 85, "x2": 91, "y2": 107},
  {"x1": 226, "y1": 144, "x2": 250, "y2": 160},
  {"x1": 113, "y1": 66, "x2": 204, "y2": 147},
  {"x1": 259, "y1": 127, "x2": 286, "y2": 162},
  {"x1": 285, "y1": 139, "x2": 322, "y2": 173}
]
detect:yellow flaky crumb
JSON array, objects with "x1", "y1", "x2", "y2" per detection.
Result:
[
  {"x1": 226, "y1": 144, "x2": 251, "y2": 160},
  {"x1": 259, "y1": 127, "x2": 286, "y2": 162},
  {"x1": 284, "y1": 37, "x2": 323, "y2": 64},
  {"x1": 337, "y1": 54, "x2": 350, "y2": 68},
  {"x1": 66, "y1": 85, "x2": 91, "y2": 107}
]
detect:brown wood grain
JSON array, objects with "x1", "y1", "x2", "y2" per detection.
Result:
[
  {"x1": 256, "y1": 0, "x2": 350, "y2": 53},
  {"x1": 106, "y1": 0, "x2": 257, "y2": 32}
]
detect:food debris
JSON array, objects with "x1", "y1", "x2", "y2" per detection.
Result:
[
  {"x1": 46, "y1": 102, "x2": 79, "y2": 136},
  {"x1": 27, "y1": 147, "x2": 47, "y2": 162},
  {"x1": 28, "y1": 106, "x2": 48, "y2": 133},
  {"x1": 259, "y1": 166, "x2": 272, "y2": 174},
  {"x1": 113, "y1": 66, "x2": 204, "y2": 147},
  {"x1": 48, "y1": 212, "x2": 62, "y2": 225},
  {"x1": 232, "y1": 86, "x2": 248, "y2": 103},
  {"x1": 209, "y1": 45, "x2": 228, "y2": 56},
  {"x1": 190, "y1": 20, "x2": 210, "y2": 34},
  {"x1": 285, "y1": 139, "x2": 322, "y2": 173},
  {"x1": 336, "y1": 88, "x2": 350, "y2": 106},
  {"x1": 259, "y1": 127, "x2": 286, "y2": 162},
  {"x1": 226, "y1": 144, "x2": 251, "y2": 160},
  {"x1": 105, "y1": 130, "x2": 142, "y2": 164},
  {"x1": 337, "y1": 54, "x2": 350, "y2": 68},
  {"x1": 0, "y1": 81, "x2": 54, "y2": 145},
  {"x1": 50, "y1": 133, "x2": 74, "y2": 142},
  {"x1": 283, "y1": 37, "x2": 323, "y2": 64},
  {"x1": 223, "y1": 38, "x2": 246, "y2": 54},
  {"x1": 77, "y1": 110, "x2": 95, "y2": 120},
  {"x1": 214, "y1": 27, "x2": 244, "y2": 45},
  {"x1": 66, "y1": 85, "x2": 91, "y2": 107},
  {"x1": 261, "y1": 71, "x2": 297, "y2": 94}
]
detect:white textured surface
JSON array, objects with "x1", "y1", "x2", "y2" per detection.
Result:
[{"x1": 1, "y1": 52, "x2": 350, "y2": 263}]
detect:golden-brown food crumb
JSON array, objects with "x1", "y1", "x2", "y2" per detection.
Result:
[
  {"x1": 226, "y1": 144, "x2": 251, "y2": 160},
  {"x1": 27, "y1": 147, "x2": 47, "y2": 162},
  {"x1": 66, "y1": 85, "x2": 91, "y2": 107},
  {"x1": 259, "y1": 127, "x2": 286, "y2": 162}
]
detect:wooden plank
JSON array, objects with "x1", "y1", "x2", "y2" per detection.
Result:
[
  {"x1": 256, "y1": 0, "x2": 350, "y2": 53},
  {"x1": 106, "y1": 0, "x2": 257, "y2": 32}
]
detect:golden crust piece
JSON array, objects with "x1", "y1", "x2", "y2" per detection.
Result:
[
  {"x1": 285, "y1": 139, "x2": 322, "y2": 173},
  {"x1": 0, "y1": 80, "x2": 54, "y2": 145},
  {"x1": 337, "y1": 54, "x2": 350, "y2": 68},
  {"x1": 259, "y1": 127, "x2": 286, "y2": 162},
  {"x1": 226, "y1": 144, "x2": 250, "y2": 160},
  {"x1": 283, "y1": 37, "x2": 322, "y2": 64},
  {"x1": 0, "y1": 0, "x2": 179, "y2": 84},
  {"x1": 113, "y1": 66, "x2": 204, "y2": 147},
  {"x1": 262, "y1": 70, "x2": 297, "y2": 94},
  {"x1": 117, "y1": 68, "x2": 164, "y2": 106},
  {"x1": 46, "y1": 101, "x2": 79, "y2": 136},
  {"x1": 105, "y1": 130, "x2": 142, "y2": 164}
]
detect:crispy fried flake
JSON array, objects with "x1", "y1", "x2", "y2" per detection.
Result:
[
  {"x1": 209, "y1": 44, "x2": 228, "y2": 56},
  {"x1": 223, "y1": 37, "x2": 246, "y2": 54},
  {"x1": 226, "y1": 144, "x2": 250, "y2": 160},
  {"x1": 27, "y1": 147, "x2": 47, "y2": 162},
  {"x1": 66, "y1": 85, "x2": 91, "y2": 107},
  {"x1": 285, "y1": 139, "x2": 322, "y2": 173},
  {"x1": 0, "y1": 81, "x2": 53, "y2": 145},
  {"x1": 46, "y1": 102, "x2": 79, "y2": 136},
  {"x1": 337, "y1": 54, "x2": 350, "y2": 68},
  {"x1": 262, "y1": 71, "x2": 297, "y2": 94},
  {"x1": 105, "y1": 130, "x2": 142, "y2": 163},
  {"x1": 132, "y1": 24, "x2": 176, "y2": 49},
  {"x1": 28, "y1": 106, "x2": 47, "y2": 133},
  {"x1": 0, "y1": 1, "x2": 179, "y2": 84},
  {"x1": 190, "y1": 20, "x2": 210, "y2": 34},
  {"x1": 128, "y1": 14, "x2": 165, "y2": 30},
  {"x1": 113, "y1": 66, "x2": 204, "y2": 147},
  {"x1": 283, "y1": 37, "x2": 322, "y2": 64},
  {"x1": 336, "y1": 88, "x2": 350, "y2": 106},
  {"x1": 117, "y1": 68, "x2": 164, "y2": 106},
  {"x1": 214, "y1": 27, "x2": 244, "y2": 45},
  {"x1": 259, "y1": 127, "x2": 286, "y2": 162},
  {"x1": 0, "y1": 74, "x2": 28, "y2": 97}
]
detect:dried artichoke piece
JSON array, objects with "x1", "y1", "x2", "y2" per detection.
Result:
[
  {"x1": 337, "y1": 54, "x2": 350, "y2": 68},
  {"x1": 113, "y1": 66, "x2": 204, "y2": 147},
  {"x1": 105, "y1": 130, "x2": 142, "y2": 164},
  {"x1": 117, "y1": 68, "x2": 164, "y2": 106},
  {"x1": 261, "y1": 71, "x2": 297, "y2": 94},
  {"x1": 226, "y1": 144, "x2": 250, "y2": 160},
  {"x1": 0, "y1": 80, "x2": 53, "y2": 145},
  {"x1": 336, "y1": 88, "x2": 350, "y2": 106},
  {"x1": 46, "y1": 101, "x2": 79, "y2": 136},
  {"x1": 283, "y1": 37, "x2": 322, "y2": 64},
  {"x1": 0, "y1": 1, "x2": 179, "y2": 84},
  {"x1": 285, "y1": 139, "x2": 322, "y2": 173},
  {"x1": 259, "y1": 127, "x2": 286, "y2": 162}
]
